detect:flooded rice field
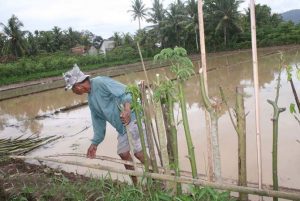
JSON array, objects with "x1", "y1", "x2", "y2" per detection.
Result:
[{"x1": 1, "y1": 46, "x2": 300, "y2": 200}]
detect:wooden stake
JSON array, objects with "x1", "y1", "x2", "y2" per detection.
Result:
[{"x1": 236, "y1": 86, "x2": 248, "y2": 201}]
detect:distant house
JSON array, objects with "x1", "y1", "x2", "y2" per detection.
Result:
[
  {"x1": 88, "y1": 46, "x2": 98, "y2": 55},
  {"x1": 70, "y1": 45, "x2": 86, "y2": 55},
  {"x1": 99, "y1": 38, "x2": 115, "y2": 54}
]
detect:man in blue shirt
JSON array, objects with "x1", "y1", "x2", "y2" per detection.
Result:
[{"x1": 63, "y1": 64, "x2": 146, "y2": 185}]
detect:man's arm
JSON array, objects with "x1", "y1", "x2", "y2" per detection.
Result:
[{"x1": 87, "y1": 109, "x2": 106, "y2": 159}]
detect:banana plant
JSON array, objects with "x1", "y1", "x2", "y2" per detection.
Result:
[{"x1": 154, "y1": 47, "x2": 198, "y2": 179}]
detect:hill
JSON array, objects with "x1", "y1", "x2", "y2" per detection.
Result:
[{"x1": 281, "y1": 9, "x2": 300, "y2": 24}]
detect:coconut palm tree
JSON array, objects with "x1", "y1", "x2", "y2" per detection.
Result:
[
  {"x1": 147, "y1": 0, "x2": 166, "y2": 48},
  {"x1": 0, "y1": 33, "x2": 6, "y2": 56},
  {"x1": 162, "y1": 0, "x2": 187, "y2": 47},
  {"x1": 52, "y1": 26, "x2": 63, "y2": 51},
  {"x1": 245, "y1": 4, "x2": 282, "y2": 28},
  {"x1": 183, "y1": 0, "x2": 199, "y2": 51},
  {"x1": 123, "y1": 32, "x2": 134, "y2": 47},
  {"x1": 113, "y1": 32, "x2": 123, "y2": 47},
  {"x1": 26, "y1": 32, "x2": 38, "y2": 56},
  {"x1": 0, "y1": 15, "x2": 27, "y2": 57},
  {"x1": 128, "y1": 0, "x2": 148, "y2": 30},
  {"x1": 38, "y1": 31, "x2": 55, "y2": 52},
  {"x1": 205, "y1": 0, "x2": 243, "y2": 47}
]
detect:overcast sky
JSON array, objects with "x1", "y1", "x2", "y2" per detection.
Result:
[{"x1": 0, "y1": 0, "x2": 299, "y2": 39}]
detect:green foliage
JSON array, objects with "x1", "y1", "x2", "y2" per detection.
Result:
[
  {"x1": 126, "y1": 84, "x2": 143, "y2": 113},
  {"x1": 0, "y1": 15, "x2": 27, "y2": 57},
  {"x1": 0, "y1": 52, "x2": 142, "y2": 86},
  {"x1": 7, "y1": 175, "x2": 234, "y2": 201},
  {"x1": 128, "y1": 0, "x2": 148, "y2": 29},
  {"x1": 154, "y1": 47, "x2": 195, "y2": 80},
  {"x1": 286, "y1": 65, "x2": 293, "y2": 81},
  {"x1": 153, "y1": 77, "x2": 177, "y2": 103},
  {"x1": 290, "y1": 103, "x2": 296, "y2": 114},
  {"x1": 106, "y1": 45, "x2": 139, "y2": 61}
]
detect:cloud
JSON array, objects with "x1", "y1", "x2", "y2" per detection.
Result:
[
  {"x1": 240, "y1": 0, "x2": 300, "y2": 13},
  {"x1": 0, "y1": 0, "x2": 148, "y2": 38}
]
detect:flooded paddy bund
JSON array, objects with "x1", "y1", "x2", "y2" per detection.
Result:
[{"x1": 1, "y1": 46, "x2": 300, "y2": 200}]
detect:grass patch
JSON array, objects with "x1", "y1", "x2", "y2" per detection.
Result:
[
  {"x1": 0, "y1": 159, "x2": 235, "y2": 201},
  {"x1": 0, "y1": 51, "x2": 144, "y2": 86}
]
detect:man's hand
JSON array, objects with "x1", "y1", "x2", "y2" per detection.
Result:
[
  {"x1": 120, "y1": 102, "x2": 131, "y2": 125},
  {"x1": 87, "y1": 144, "x2": 97, "y2": 159}
]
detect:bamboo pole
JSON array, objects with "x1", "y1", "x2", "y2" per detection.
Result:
[
  {"x1": 11, "y1": 155, "x2": 300, "y2": 201},
  {"x1": 198, "y1": 0, "x2": 214, "y2": 181},
  {"x1": 154, "y1": 75, "x2": 171, "y2": 176},
  {"x1": 135, "y1": 110, "x2": 150, "y2": 172},
  {"x1": 154, "y1": 77, "x2": 182, "y2": 193},
  {"x1": 139, "y1": 81, "x2": 159, "y2": 173},
  {"x1": 137, "y1": 42, "x2": 150, "y2": 90},
  {"x1": 250, "y1": 0, "x2": 263, "y2": 190},
  {"x1": 137, "y1": 42, "x2": 163, "y2": 166},
  {"x1": 153, "y1": 88, "x2": 175, "y2": 191}
]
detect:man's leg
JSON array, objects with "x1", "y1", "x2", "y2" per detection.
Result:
[
  {"x1": 117, "y1": 121, "x2": 148, "y2": 185},
  {"x1": 134, "y1": 150, "x2": 145, "y2": 164},
  {"x1": 119, "y1": 151, "x2": 138, "y2": 185}
]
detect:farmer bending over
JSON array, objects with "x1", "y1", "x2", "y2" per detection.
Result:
[{"x1": 63, "y1": 64, "x2": 146, "y2": 185}]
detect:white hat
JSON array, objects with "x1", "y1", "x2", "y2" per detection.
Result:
[{"x1": 63, "y1": 64, "x2": 90, "y2": 90}]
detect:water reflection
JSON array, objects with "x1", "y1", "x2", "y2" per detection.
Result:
[
  {"x1": 0, "y1": 89, "x2": 87, "y2": 135},
  {"x1": 1, "y1": 48, "x2": 299, "y2": 135},
  {"x1": 1, "y1": 47, "x2": 299, "y2": 136}
]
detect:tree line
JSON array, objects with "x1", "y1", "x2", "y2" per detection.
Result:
[{"x1": 1, "y1": 0, "x2": 300, "y2": 60}]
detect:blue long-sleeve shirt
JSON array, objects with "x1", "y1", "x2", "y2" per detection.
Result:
[{"x1": 88, "y1": 76, "x2": 135, "y2": 145}]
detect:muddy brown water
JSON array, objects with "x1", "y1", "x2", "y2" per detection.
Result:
[{"x1": 1, "y1": 46, "x2": 300, "y2": 200}]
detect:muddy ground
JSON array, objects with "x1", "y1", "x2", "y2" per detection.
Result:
[{"x1": 0, "y1": 159, "x2": 95, "y2": 200}]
